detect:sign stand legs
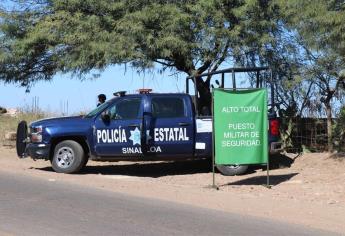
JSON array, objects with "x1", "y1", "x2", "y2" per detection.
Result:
[
  {"x1": 211, "y1": 92, "x2": 219, "y2": 190},
  {"x1": 212, "y1": 151, "x2": 219, "y2": 190},
  {"x1": 264, "y1": 154, "x2": 271, "y2": 189}
]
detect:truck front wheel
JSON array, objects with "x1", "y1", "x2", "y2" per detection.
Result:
[
  {"x1": 216, "y1": 165, "x2": 248, "y2": 176},
  {"x1": 51, "y1": 140, "x2": 87, "y2": 174}
]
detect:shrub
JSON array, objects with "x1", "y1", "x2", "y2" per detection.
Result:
[{"x1": 333, "y1": 106, "x2": 345, "y2": 152}]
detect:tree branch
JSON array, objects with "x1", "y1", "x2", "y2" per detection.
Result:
[
  {"x1": 153, "y1": 59, "x2": 174, "y2": 67},
  {"x1": 210, "y1": 39, "x2": 230, "y2": 73},
  {"x1": 299, "y1": 80, "x2": 315, "y2": 116},
  {"x1": 196, "y1": 59, "x2": 212, "y2": 75}
]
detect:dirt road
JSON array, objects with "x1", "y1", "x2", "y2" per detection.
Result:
[
  {"x1": 0, "y1": 147, "x2": 344, "y2": 234},
  {"x1": 1, "y1": 171, "x2": 336, "y2": 236}
]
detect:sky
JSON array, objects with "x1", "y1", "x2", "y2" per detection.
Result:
[
  {"x1": 0, "y1": 64, "x2": 253, "y2": 115},
  {"x1": 0, "y1": 65, "x2": 188, "y2": 115}
]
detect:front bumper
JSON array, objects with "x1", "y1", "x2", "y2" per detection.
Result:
[{"x1": 26, "y1": 143, "x2": 51, "y2": 160}]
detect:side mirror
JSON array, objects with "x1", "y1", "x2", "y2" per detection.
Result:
[{"x1": 101, "y1": 112, "x2": 110, "y2": 123}]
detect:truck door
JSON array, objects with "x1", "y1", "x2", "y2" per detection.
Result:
[
  {"x1": 94, "y1": 97, "x2": 144, "y2": 157},
  {"x1": 146, "y1": 95, "x2": 195, "y2": 157}
]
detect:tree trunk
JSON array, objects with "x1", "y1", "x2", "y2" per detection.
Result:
[{"x1": 325, "y1": 102, "x2": 333, "y2": 153}]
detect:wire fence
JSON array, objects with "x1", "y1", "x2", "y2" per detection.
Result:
[{"x1": 280, "y1": 117, "x2": 333, "y2": 153}]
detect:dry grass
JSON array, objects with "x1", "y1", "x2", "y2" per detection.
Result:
[{"x1": 0, "y1": 113, "x2": 45, "y2": 145}]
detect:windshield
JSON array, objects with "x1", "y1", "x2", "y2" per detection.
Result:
[{"x1": 84, "y1": 101, "x2": 110, "y2": 118}]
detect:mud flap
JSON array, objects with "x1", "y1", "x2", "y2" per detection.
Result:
[{"x1": 16, "y1": 120, "x2": 28, "y2": 158}]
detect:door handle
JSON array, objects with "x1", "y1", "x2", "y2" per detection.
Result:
[
  {"x1": 178, "y1": 122, "x2": 189, "y2": 126},
  {"x1": 128, "y1": 124, "x2": 140, "y2": 128}
]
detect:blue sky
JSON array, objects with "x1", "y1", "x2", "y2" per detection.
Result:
[
  {"x1": 0, "y1": 65, "x2": 187, "y2": 115},
  {"x1": 0, "y1": 64, "x2": 251, "y2": 115}
]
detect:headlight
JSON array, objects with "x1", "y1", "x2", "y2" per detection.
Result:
[
  {"x1": 30, "y1": 125, "x2": 43, "y2": 143},
  {"x1": 32, "y1": 126, "x2": 43, "y2": 133}
]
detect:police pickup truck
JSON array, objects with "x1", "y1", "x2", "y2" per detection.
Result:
[
  {"x1": 16, "y1": 92, "x2": 282, "y2": 176},
  {"x1": 16, "y1": 67, "x2": 282, "y2": 175}
]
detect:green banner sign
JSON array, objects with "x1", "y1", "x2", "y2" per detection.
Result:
[{"x1": 213, "y1": 89, "x2": 268, "y2": 165}]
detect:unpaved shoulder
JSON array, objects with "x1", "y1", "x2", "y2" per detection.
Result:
[{"x1": 1, "y1": 147, "x2": 345, "y2": 234}]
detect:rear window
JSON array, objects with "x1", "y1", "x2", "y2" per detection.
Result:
[{"x1": 151, "y1": 97, "x2": 185, "y2": 118}]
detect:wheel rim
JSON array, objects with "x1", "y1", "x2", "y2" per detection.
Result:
[
  {"x1": 226, "y1": 165, "x2": 240, "y2": 169},
  {"x1": 56, "y1": 147, "x2": 74, "y2": 168}
]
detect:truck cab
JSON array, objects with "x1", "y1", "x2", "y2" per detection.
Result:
[{"x1": 90, "y1": 93, "x2": 197, "y2": 159}]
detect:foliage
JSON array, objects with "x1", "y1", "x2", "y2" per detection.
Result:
[
  {"x1": 277, "y1": 0, "x2": 345, "y2": 105},
  {"x1": 279, "y1": 0, "x2": 345, "y2": 59},
  {"x1": 0, "y1": 0, "x2": 282, "y2": 109},
  {"x1": 333, "y1": 106, "x2": 345, "y2": 152},
  {"x1": 275, "y1": 0, "x2": 345, "y2": 152}
]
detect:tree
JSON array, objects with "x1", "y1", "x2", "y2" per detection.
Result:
[
  {"x1": 333, "y1": 103, "x2": 345, "y2": 152},
  {"x1": 0, "y1": 0, "x2": 281, "y2": 111},
  {"x1": 278, "y1": 0, "x2": 345, "y2": 152},
  {"x1": 279, "y1": 0, "x2": 345, "y2": 60}
]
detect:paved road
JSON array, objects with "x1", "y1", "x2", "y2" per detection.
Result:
[{"x1": 0, "y1": 172, "x2": 338, "y2": 236}]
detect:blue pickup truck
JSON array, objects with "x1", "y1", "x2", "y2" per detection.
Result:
[
  {"x1": 16, "y1": 91, "x2": 282, "y2": 175},
  {"x1": 16, "y1": 67, "x2": 282, "y2": 175}
]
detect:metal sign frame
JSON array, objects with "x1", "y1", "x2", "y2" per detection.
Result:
[
  {"x1": 212, "y1": 88, "x2": 270, "y2": 189},
  {"x1": 186, "y1": 66, "x2": 273, "y2": 189},
  {"x1": 186, "y1": 67, "x2": 275, "y2": 117}
]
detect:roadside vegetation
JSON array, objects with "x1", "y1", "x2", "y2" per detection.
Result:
[
  {"x1": 333, "y1": 106, "x2": 345, "y2": 153},
  {"x1": 0, "y1": 112, "x2": 45, "y2": 145}
]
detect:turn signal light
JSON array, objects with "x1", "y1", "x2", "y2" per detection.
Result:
[{"x1": 31, "y1": 133, "x2": 42, "y2": 142}]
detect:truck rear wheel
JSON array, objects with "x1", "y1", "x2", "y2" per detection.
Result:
[
  {"x1": 216, "y1": 165, "x2": 248, "y2": 176},
  {"x1": 51, "y1": 140, "x2": 87, "y2": 174}
]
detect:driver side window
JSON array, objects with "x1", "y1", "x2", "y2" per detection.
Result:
[{"x1": 107, "y1": 98, "x2": 141, "y2": 120}]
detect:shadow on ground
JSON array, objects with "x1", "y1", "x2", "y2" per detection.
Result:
[
  {"x1": 223, "y1": 173, "x2": 299, "y2": 186},
  {"x1": 35, "y1": 154, "x2": 297, "y2": 178},
  {"x1": 36, "y1": 159, "x2": 213, "y2": 178},
  {"x1": 237, "y1": 153, "x2": 295, "y2": 174},
  {"x1": 268, "y1": 153, "x2": 295, "y2": 170}
]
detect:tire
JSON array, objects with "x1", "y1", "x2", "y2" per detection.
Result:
[
  {"x1": 51, "y1": 140, "x2": 86, "y2": 174},
  {"x1": 216, "y1": 164, "x2": 248, "y2": 176}
]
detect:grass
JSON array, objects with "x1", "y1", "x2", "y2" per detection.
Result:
[{"x1": 0, "y1": 112, "x2": 46, "y2": 145}]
